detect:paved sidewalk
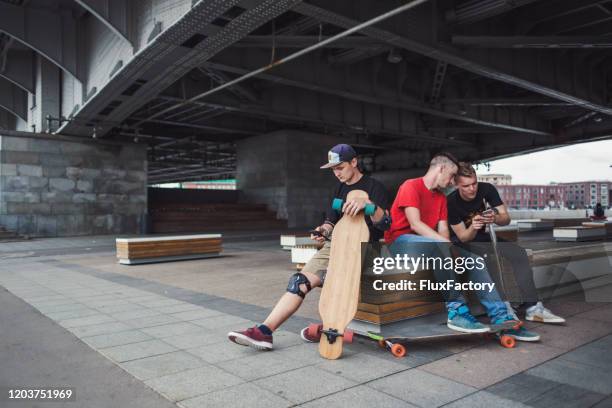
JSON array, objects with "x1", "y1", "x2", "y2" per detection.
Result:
[{"x1": 0, "y1": 236, "x2": 611, "y2": 407}]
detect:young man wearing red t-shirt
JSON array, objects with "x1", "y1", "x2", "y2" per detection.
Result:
[{"x1": 385, "y1": 153, "x2": 519, "y2": 333}]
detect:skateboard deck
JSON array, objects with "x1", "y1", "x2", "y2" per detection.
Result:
[
  {"x1": 318, "y1": 189, "x2": 370, "y2": 359},
  {"x1": 365, "y1": 320, "x2": 521, "y2": 357}
]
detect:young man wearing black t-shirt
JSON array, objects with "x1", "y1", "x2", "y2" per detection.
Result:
[
  {"x1": 447, "y1": 162, "x2": 565, "y2": 341},
  {"x1": 228, "y1": 144, "x2": 391, "y2": 350}
]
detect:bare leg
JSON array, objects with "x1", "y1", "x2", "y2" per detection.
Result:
[{"x1": 263, "y1": 271, "x2": 322, "y2": 331}]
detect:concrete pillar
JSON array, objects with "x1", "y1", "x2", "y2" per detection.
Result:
[
  {"x1": 237, "y1": 130, "x2": 345, "y2": 228},
  {"x1": 0, "y1": 131, "x2": 147, "y2": 237},
  {"x1": 31, "y1": 56, "x2": 61, "y2": 133}
]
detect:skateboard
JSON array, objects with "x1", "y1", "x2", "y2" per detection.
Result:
[
  {"x1": 313, "y1": 189, "x2": 374, "y2": 360},
  {"x1": 365, "y1": 320, "x2": 521, "y2": 358}
]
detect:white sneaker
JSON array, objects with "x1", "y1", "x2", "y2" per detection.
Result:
[{"x1": 526, "y1": 302, "x2": 565, "y2": 324}]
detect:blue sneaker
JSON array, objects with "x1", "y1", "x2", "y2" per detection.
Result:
[
  {"x1": 504, "y1": 326, "x2": 540, "y2": 342},
  {"x1": 447, "y1": 306, "x2": 490, "y2": 333}
]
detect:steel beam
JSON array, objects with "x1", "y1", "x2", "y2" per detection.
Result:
[
  {"x1": 453, "y1": 36, "x2": 612, "y2": 48},
  {"x1": 235, "y1": 35, "x2": 387, "y2": 49},
  {"x1": 74, "y1": 0, "x2": 131, "y2": 45},
  {"x1": 205, "y1": 53, "x2": 551, "y2": 136},
  {"x1": 447, "y1": 0, "x2": 540, "y2": 25},
  {"x1": 0, "y1": 48, "x2": 34, "y2": 93},
  {"x1": 0, "y1": 77, "x2": 27, "y2": 121},
  {"x1": 0, "y1": 2, "x2": 79, "y2": 80},
  {"x1": 294, "y1": 1, "x2": 612, "y2": 116}
]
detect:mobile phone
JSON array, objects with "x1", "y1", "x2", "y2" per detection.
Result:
[
  {"x1": 481, "y1": 209, "x2": 494, "y2": 217},
  {"x1": 309, "y1": 229, "x2": 330, "y2": 241}
]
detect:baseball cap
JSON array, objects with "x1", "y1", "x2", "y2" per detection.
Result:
[{"x1": 320, "y1": 144, "x2": 357, "y2": 169}]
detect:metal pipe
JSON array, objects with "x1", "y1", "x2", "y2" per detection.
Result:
[{"x1": 133, "y1": 0, "x2": 430, "y2": 128}]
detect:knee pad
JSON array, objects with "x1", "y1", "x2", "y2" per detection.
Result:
[{"x1": 287, "y1": 272, "x2": 312, "y2": 299}]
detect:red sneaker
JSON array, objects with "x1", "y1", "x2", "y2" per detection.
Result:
[
  {"x1": 300, "y1": 326, "x2": 321, "y2": 343},
  {"x1": 227, "y1": 326, "x2": 273, "y2": 350}
]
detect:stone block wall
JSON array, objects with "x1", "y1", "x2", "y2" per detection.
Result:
[{"x1": 0, "y1": 133, "x2": 147, "y2": 237}]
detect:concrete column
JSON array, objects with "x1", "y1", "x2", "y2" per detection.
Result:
[
  {"x1": 32, "y1": 56, "x2": 61, "y2": 133},
  {"x1": 237, "y1": 130, "x2": 345, "y2": 228}
]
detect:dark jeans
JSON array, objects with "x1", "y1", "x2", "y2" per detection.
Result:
[{"x1": 459, "y1": 238, "x2": 539, "y2": 307}]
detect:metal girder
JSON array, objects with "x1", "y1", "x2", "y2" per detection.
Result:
[
  {"x1": 442, "y1": 98, "x2": 573, "y2": 106},
  {"x1": 62, "y1": 0, "x2": 302, "y2": 138},
  {"x1": 0, "y1": 48, "x2": 34, "y2": 93},
  {"x1": 0, "y1": 77, "x2": 27, "y2": 121},
  {"x1": 518, "y1": 1, "x2": 611, "y2": 33},
  {"x1": 294, "y1": 1, "x2": 612, "y2": 116},
  {"x1": 447, "y1": 0, "x2": 540, "y2": 25},
  {"x1": 429, "y1": 61, "x2": 447, "y2": 104},
  {"x1": 235, "y1": 35, "x2": 387, "y2": 49},
  {"x1": 452, "y1": 36, "x2": 612, "y2": 48},
  {"x1": 74, "y1": 0, "x2": 131, "y2": 45},
  {"x1": 0, "y1": 2, "x2": 79, "y2": 80},
  {"x1": 205, "y1": 51, "x2": 552, "y2": 136}
]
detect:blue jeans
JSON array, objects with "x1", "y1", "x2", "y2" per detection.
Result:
[{"x1": 388, "y1": 234, "x2": 510, "y2": 322}]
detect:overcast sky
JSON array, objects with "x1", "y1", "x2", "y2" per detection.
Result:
[{"x1": 476, "y1": 139, "x2": 612, "y2": 185}]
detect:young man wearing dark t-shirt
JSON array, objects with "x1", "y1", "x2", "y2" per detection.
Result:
[
  {"x1": 448, "y1": 162, "x2": 565, "y2": 337},
  {"x1": 228, "y1": 144, "x2": 391, "y2": 350},
  {"x1": 385, "y1": 153, "x2": 519, "y2": 333}
]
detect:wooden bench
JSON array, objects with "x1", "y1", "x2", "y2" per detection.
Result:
[
  {"x1": 280, "y1": 234, "x2": 317, "y2": 250},
  {"x1": 517, "y1": 220, "x2": 554, "y2": 231},
  {"x1": 553, "y1": 226, "x2": 606, "y2": 242},
  {"x1": 582, "y1": 221, "x2": 612, "y2": 237},
  {"x1": 116, "y1": 234, "x2": 222, "y2": 265}
]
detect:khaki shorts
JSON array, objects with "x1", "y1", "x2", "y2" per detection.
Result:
[{"x1": 301, "y1": 241, "x2": 330, "y2": 282}]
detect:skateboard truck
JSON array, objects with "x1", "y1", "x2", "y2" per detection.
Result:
[{"x1": 321, "y1": 328, "x2": 341, "y2": 344}]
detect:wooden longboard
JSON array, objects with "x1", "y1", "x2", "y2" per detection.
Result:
[{"x1": 318, "y1": 190, "x2": 370, "y2": 359}]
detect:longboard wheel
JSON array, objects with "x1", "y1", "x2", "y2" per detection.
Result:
[
  {"x1": 390, "y1": 343, "x2": 406, "y2": 358},
  {"x1": 332, "y1": 198, "x2": 344, "y2": 212},
  {"x1": 343, "y1": 329, "x2": 354, "y2": 343},
  {"x1": 499, "y1": 335, "x2": 516, "y2": 348},
  {"x1": 307, "y1": 323, "x2": 322, "y2": 339},
  {"x1": 364, "y1": 203, "x2": 376, "y2": 216}
]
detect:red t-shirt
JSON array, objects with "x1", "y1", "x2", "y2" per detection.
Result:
[{"x1": 384, "y1": 177, "x2": 448, "y2": 244}]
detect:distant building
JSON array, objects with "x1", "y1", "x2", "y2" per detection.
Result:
[
  {"x1": 477, "y1": 174, "x2": 512, "y2": 185},
  {"x1": 496, "y1": 184, "x2": 566, "y2": 210},
  {"x1": 561, "y1": 181, "x2": 610, "y2": 209}
]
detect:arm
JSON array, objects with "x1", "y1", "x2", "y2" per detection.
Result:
[
  {"x1": 494, "y1": 204, "x2": 510, "y2": 226},
  {"x1": 450, "y1": 216, "x2": 486, "y2": 243},
  {"x1": 437, "y1": 220, "x2": 450, "y2": 240},
  {"x1": 405, "y1": 207, "x2": 450, "y2": 242}
]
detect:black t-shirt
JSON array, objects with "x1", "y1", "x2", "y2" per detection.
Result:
[
  {"x1": 325, "y1": 175, "x2": 391, "y2": 242},
  {"x1": 447, "y1": 182, "x2": 503, "y2": 242}
]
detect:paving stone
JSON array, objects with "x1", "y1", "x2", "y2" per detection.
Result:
[
  {"x1": 186, "y1": 340, "x2": 261, "y2": 364},
  {"x1": 527, "y1": 358, "x2": 612, "y2": 394},
  {"x1": 82, "y1": 329, "x2": 153, "y2": 349},
  {"x1": 190, "y1": 314, "x2": 253, "y2": 329},
  {"x1": 574, "y1": 304, "x2": 612, "y2": 322},
  {"x1": 168, "y1": 309, "x2": 224, "y2": 321},
  {"x1": 136, "y1": 299, "x2": 185, "y2": 308},
  {"x1": 152, "y1": 303, "x2": 203, "y2": 314},
  {"x1": 419, "y1": 341, "x2": 564, "y2": 388},
  {"x1": 144, "y1": 365, "x2": 243, "y2": 402},
  {"x1": 302, "y1": 384, "x2": 415, "y2": 408},
  {"x1": 486, "y1": 373, "x2": 560, "y2": 404},
  {"x1": 216, "y1": 349, "x2": 314, "y2": 381},
  {"x1": 253, "y1": 366, "x2": 357, "y2": 405},
  {"x1": 94, "y1": 303, "x2": 146, "y2": 314},
  {"x1": 315, "y1": 352, "x2": 408, "y2": 383},
  {"x1": 68, "y1": 321, "x2": 132, "y2": 337},
  {"x1": 368, "y1": 368, "x2": 476, "y2": 407},
  {"x1": 59, "y1": 314, "x2": 116, "y2": 328},
  {"x1": 110, "y1": 308, "x2": 162, "y2": 321},
  {"x1": 100, "y1": 339, "x2": 177, "y2": 363},
  {"x1": 559, "y1": 341, "x2": 612, "y2": 370},
  {"x1": 533, "y1": 316, "x2": 612, "y2": 350},
  {"x1": 526, "y1": 383, "x2": 606, "y2": 408},
  {"x1": 34, "y1": 302, "x2": 87, "y2": 313},
  {"x1": 120, "y1": 351, "x2": 207, "y2": 381},
  {"x1": 178, "y1": 382, "x2": 292, "y2": 408},
  {"x1": 162, "y1": 331, "x2": 225, "y2": 350},
  {"x1": 44, "y1": 308, "x2": 100, "y2": 321},
  {"x1": 443, "y1": 391, "x2": 529, "y2": 407},
  {"x1": 140, "y1": 322, "x2": 205, "y2": 338},
  {"x1": 123, "y1": 314, "x2": 181, "y2": 329}
]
